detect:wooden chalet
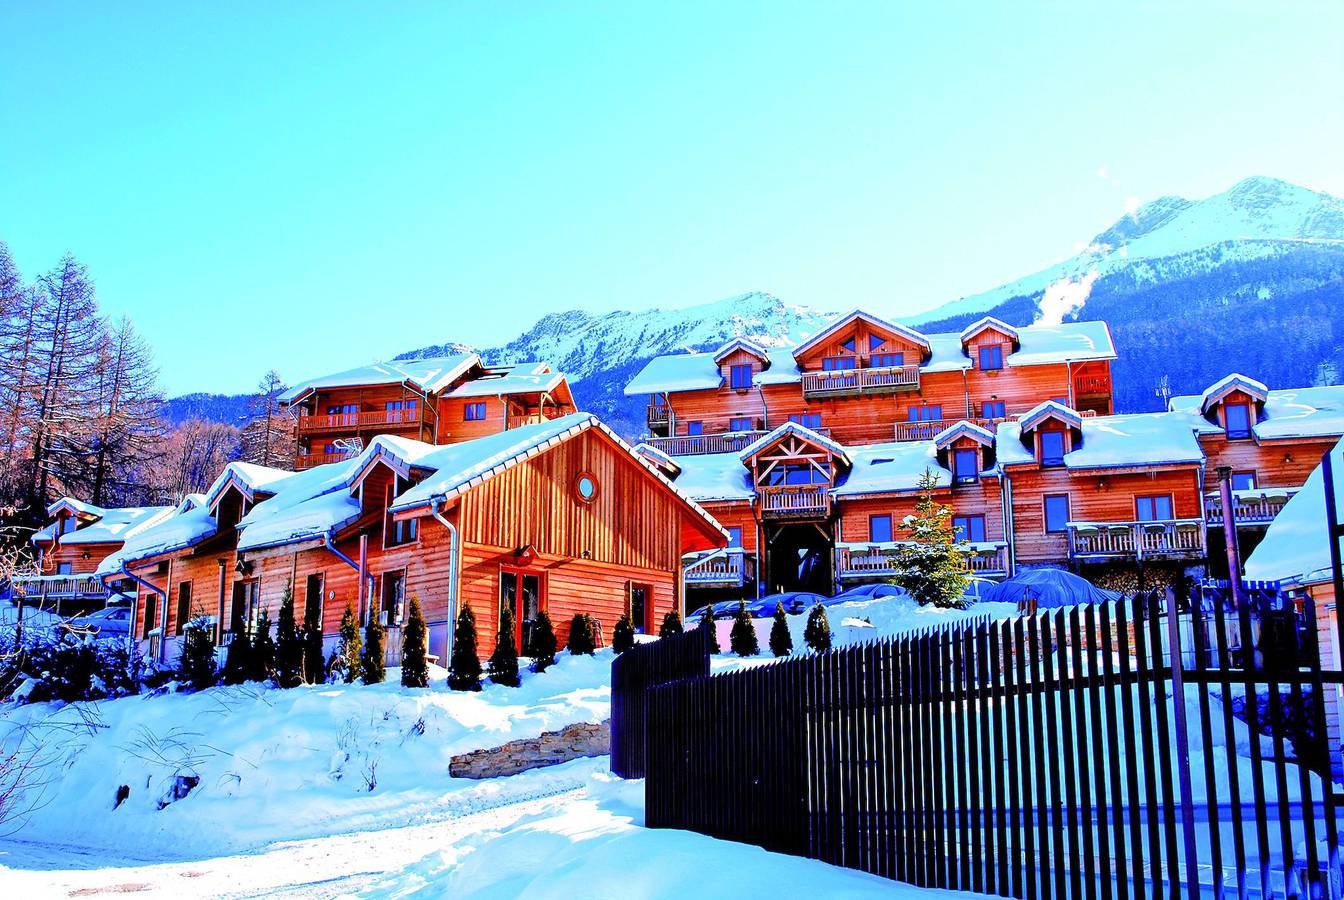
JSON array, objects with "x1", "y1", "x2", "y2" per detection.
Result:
[{"x1": 281, "y1": 355, "x2": 576, "y2": 470}]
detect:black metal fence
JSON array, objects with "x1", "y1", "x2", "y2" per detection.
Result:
[
  {"x1": 620, "y1": 590, "x2": 1344, "y2": 899},
  {"x1": 610, "y1": 626, "x2": 710, "y2": 778}
]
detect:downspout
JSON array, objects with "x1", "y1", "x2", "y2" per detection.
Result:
[
  {"x1": 323, "y1": 530, "x2": 374, "y2": 615},
  {"x1": 120, "y1": 562, "x2": 164, "y2": 655},
  {"x1": 429, "y1": 498, "x2": 461, "y2": 659}
]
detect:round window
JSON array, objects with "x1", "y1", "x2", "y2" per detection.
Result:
[{"x1": 576, "y1": 472, "x2": 598, "y2": 502}]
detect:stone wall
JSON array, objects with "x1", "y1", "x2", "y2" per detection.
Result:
[{"x1": 448, "y1": 720, "x2": 610, "y2": 779}]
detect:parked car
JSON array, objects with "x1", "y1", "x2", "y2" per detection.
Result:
[
  {"x1": 746, "y1": 592, "x2": 827, "y2": 618},
  {"x1": 64, "y1": 605, "x2": 132, "y2": 639}
]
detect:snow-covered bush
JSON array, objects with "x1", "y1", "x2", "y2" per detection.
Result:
[
  {"x1": 400, "y1": 596, "x2": 429, "y2": 688},
  {"x1": 1, "y1": 629, "x2": 144, "y2": 704},
  {"x1": 329, "y1": 604, "x2": 361, "y2": 685},
  {"x1": 526, "y1": 609, "x2": 557, "y2": 673},
  {"x1": 729, "y1": 601, "x2": 759, "y2": 657},
  {"x1": 487, "y1": 605, "x2": 520, "y2": 687},
  {"x1": 803, "y1": 604, "x2": 832, "y2": 653},
  {"x1": 565, "y1": 613, "x2": 597, "y2": 656},
  {"x1": 610, "y1": 612, "x2": 634, "y2": 654},
  {"x1": 890, "y1": 469, "x2": 971, "y2": 608},
  {"x1": 176, "y1": 617, "x2": 217, "y2": 691},
  {"x1": 361, "y1": 615, "x2": 386, "y2": 685},
  {"x1": 659, "y1": 609, "x2": 683, "y2": 637},
  {"x1": 447, "y1": 602, "x2": 481, "y2": 691},
  {"x1": 769, "y1": 603, "x2": 793, "y2": 657}
]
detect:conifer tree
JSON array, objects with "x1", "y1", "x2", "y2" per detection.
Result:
[
  {"x1": 891, "y1": 469, "x2": 971, "y2": 608},
  {"x1": 566, "y1": 612, "x2": 597, "y2": 655},
  {"x1": 177, "y1": 616, "x2": 218, "y2": 690},
  {"x1": 302, "y1": 593, "x2": 325, "y2": 684},
  {"x1": 361, "y1": 614, "x2": 386, "y2": 685},
  {"x1": 448, "y1": 602, "x2": 482, "y2": 691},
  {"x1": 221, "y1": 626, "x2": 252, "y2": 685},
  {"x1": 699, "y1": 604, "x2": 720, "y2": 654},
  {"x1": 611, "y1": 612, "x2": 635, "y2": 654},
  {"x1": 769, "y1": 602, "x2": 793, "y2": 658},
  {"x1": 400, "y1": 595, "x2": 429, "y2": 688},
  {"x1": 275, "y1": 581, "x2": 304, "y2": 688},
  {"x1": 526, "y1": 609, "x2": 557, "y2": 673},
  {"x1": 331, "y1": 604, "x2": 361, "y2": 684},
  {"x1": 249, "y1": 607, "x2": 277, "y2": 683},
  {"x1": 659, "y1": 609, "x2": 683, "y2": 638},
  {"x1": 488, "y1": 605, "x2": 521, "y2": 687},
  {"x1": 804, "y1": 603, "x2": 832, "y2": 653},
  {"x1": 729, "y1": 601, "x2": 759, "y2": 657}
]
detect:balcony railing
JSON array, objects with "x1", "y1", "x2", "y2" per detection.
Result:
[
  {"x1": 1204, "y1": 488, "x2": 1297, "y2": 527},
  {"x1": 1067, "y1": 519, "x2": 1205, "y2": 560},
  {"x1": 8, "y1": 574, "x2": 111, "y2": 600},
  {"x1": 296, "y1": 451, "x2": 356, "y2": 470},
  {"x1": 647, "y1": 403, "x2": 672, "y2": 431},
  {"x1": 297, "y1": 407, "x2": 423, "y2": 433},
  {"x1": 893, "y1": 418, "x2": 999, "y2": 443},
  {"x1": 835, "y1": 542, "x2": 1009, "y2": 581},
  {"x1": 758, "y1": 485, "x2": 831, "y2": 520},
  {"x1": 683, "y1": 548, "x2": 756, "y2": 588},
  {"x1": 801, "y1": 364, "x2": 921, "y2": 399},
  {"x1": 507, "y1": 409, "x2": 566, "y2": 430},
  {"x1": 646, "y1": 431, "x2": 766, "y2": 456},
  {"x1": 1073, "y1": 374, "x2": 1111, "y2": 396}
]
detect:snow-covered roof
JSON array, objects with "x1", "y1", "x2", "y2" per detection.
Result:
[
  {"x1": 624, "y1": 320, "x2": 1116, "y2": 395},
  {"x1": 1244, "y1": 435, "x2": 1344, "y2": 586},
  {"x1": 793, "y1": 309, "x2": 932, "y2": 358},
  {"x1": 48, "y1": 505, "x2": 173, "y2": 546},
  {"x1": 959, "y1": 316, "x2": 1019, "y2": 345},
  {"x1": 442, "y1": 363, "x2": 567, "y2": 398},
  {"x1": 996, "y1": 412, "x2": 1205, "y2": 470},
  {"x1": 663, "y1": 451, "x2": 755, "y2": 503},
  {"x1": 45, "y1": 497, "x2": 102, "y2": 518},
  {"x1": 205, "y1": 461, "x2": 296, "y2": 509},
  {"x1": 1196, "y1": 372, "x2": 1269, "y2": 415},
  {"x1": 96, "y1": 495, "x2": 219, "y2": 577},
  {"x1": 933, "y1": 420, "x2": 995, "y2": 450},
  {"x1": 833, "y1": 441, "x2": 950, "y2": 497},
  {"x1": 280, "y1": 353, "x2": 481, "y2": 403},
  {"x1": 1169, "y1": 383, "x2": 1344, "y2": 441},
  {"x1": 235, "y1": 455, "x2": 366, "y2": 553},
  {"x1": 1017, "y1": 400, "x2": 1083, "y2": 433},
  {"x1": 712, "y1": 338, "x2": 771, "y2": 365},
  {"x1": 632, "y1": 442, "x2": 681, "y2": 477},
  {"x1": 736, "y1": 421, "x2": 852, "y2": 468}
]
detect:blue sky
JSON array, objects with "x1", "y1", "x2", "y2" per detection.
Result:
[{"x1": 2, "y1": 2, "x2": 1341, "y2": 394}]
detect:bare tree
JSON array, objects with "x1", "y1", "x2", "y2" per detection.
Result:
[
  {"x1": 144, "y1": 418, "x2": 241, "y2": 501},
  {"x1": 240, "y1": 370, "x2": 294, "y2": 469}
]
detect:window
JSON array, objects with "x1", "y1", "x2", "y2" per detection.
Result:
[
  {"x1": 1224, "y1": 403, "x2": 1252, "y2": 439},
  {"x1": 385, "y1": 399, "x2": 417, "y2": 411},
  {"x1": 628, "y1": 583, "x2": 651, "y2": 634},
  {"x1": 464, "y1": 401, "x2": 487, "y2": 421},
  {"x1": 1044, "y1": 494, "x2": 1071, "y2": 533},
  {"x1": 979, "y1": 345, "x2": 1004, "y2": 370},
  {"x1": 869, "y1": 514, "x2": 893, "y2": 543},
  {"x1": 381, "y1": 571, "x2": 405, "y2": 625},
  {"x1": 729, "y1": 364, "x2": 753, "y2": 390},
  {"x1": 385, "y1": 399, "x2": 417, "y2": 420},
  {"x1": 953, "y1": 515, "x2": 986, "y2": 542},
  {"x1": 953, "y1": 449, "x2": 980, "y2": 483},
  {"x1": 500, "y1": 568, "x2": 543, "y2": 653},
  {"x1": 326, "y1": 403, "x2": 357, "y2": 416},
  {"x1": 56, "y1": 561, "x2": 73, "y2": 575},
  {"x1": 1039, "y1": 431, "x2": 1067, "y2": 467},
  {"x1": 908, "y1": 405, "x2": 943, "y2": 421},
  {"x1": 1231, "y1": 471, "x2": 1258, "y2": 491},
  {"x1": 841, "y1": 335, "x2": 856, "y2": 353},
  {"x1": 729, "y1": 417, "x2": 753, "y2": 432},
  {"x1": 385, "y1": 478, "x2": 419, "y2": 546},
  {"x1": 59, "y1": 516, "x2": 77, "y2": 535},
  {"x1": 789, "y1": 413, "x2": 822, "y2": 429},
  {"x1": 686, "y1": 421, "x2": 703, "y2": 436},
  {"x1": 1136, "y1": 494, "x2": 1174, "y2": 522},
  {"x1": 871, "y1": 352, "x2": 905, "y2": 368},
  {"x1": 142, "y1": 592, "x2": 157, "y2": 638},
  {"x1": 822, "y1": 356, "x2": 856, "y2": 371},
  {"x1": 175, "y1": 581, "x2": 192, "y2": 635},
  {"x1": 304, "y1": 574, "x2": 325, "y2": 633},
  {"x1": 726, "y1": 526, "x2": 743, "y2": 547},
  {"x1": 575, "y1": 472, "x2": 599, "y2": 502},
  {"x1": 981, "y1": 400, "x2": 1006, "y2": 419},
  {"x1": 868, "y1": 335, "x2": 885, "y2": 352},
  {"x1": 762, "y1": 461, "x2": 830, "y2": 486}
]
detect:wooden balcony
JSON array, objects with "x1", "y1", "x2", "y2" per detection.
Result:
[
  {"x1": 296, "y1": 407, "x2": 422, "y2": 434},
  {"x1": 296, "y1": 451, "x2": 355, "y2": 470},
  {"x1": 646, "y1": 431, "x2": 766, "y2": 456},
  {"x1": 1073, "y1": 374, "x2": 1111, "y2": 396},
  {"x1": 683, "y1": 549, "x2": 755, "y2": 588},
  {"x1": 9, "y1": 574, "x2": 111, "y2": 601},
  {"x1": 647, "y1": 403, "x2": 672, "y2": 431},
  {"x1": 892, "y1": 418, "x2": 1000, "y2": 442},
  {"x1": 801, "y1": 364, "x2": 920, "y2": 400},
  {"x1": 1067, "y1": 519, "x2": 1205, "y2": 561},
  {"x1": 835, "y1": 542, "x2": 1009, "y2": 581},
  {"x1": 507, "y1": 409, "x2": 566, "y2": 430},
  {"x1": 758, "y1": 485, "x2": 831, "y2": 520},
  {"x1": 1204, "y1": 489, "x2": 1297, "y2": 527}
]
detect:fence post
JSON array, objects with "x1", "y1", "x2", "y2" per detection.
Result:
[{"x1": 1165, "y1": 589, "x2": 1201, "y2": 900}]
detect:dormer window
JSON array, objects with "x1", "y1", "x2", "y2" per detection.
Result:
[
  {"x1": 1224, "y1": 403, "x2": 1252, "y2": 440},
  {"x1": 729, "y1": 364, "x2": 753, "y2": 390},
  {"x1": 1039, "y1": 431, "x2": 1067, "y2": 467},
  {"x1": 979, "y1": 345, "x2": 1004, "y2": 370},
  {"x1": 953, "y1": 449, "x2": 979, "y2": 484}
]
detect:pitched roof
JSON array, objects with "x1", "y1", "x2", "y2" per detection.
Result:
[
  {"x1": 33, "y1": 503, "x2": 174, "y2": 547},
  {"x1": 736, "y1": 421, "x2": 852, "y2": 468},
  {"x1": 205, "y1": 461, "x2": 295, "y2": 509},
  {"x1": 1244, "y1": 435, "x2": 1344, "y2": 586},
  {"x1": 793, "y1": 309, "x2": 931, "y2": 358},
  {"x1": 442, "y1": 362, "x2": 568, "y2": 398},
  {"x1": 1016, "y1": 400, "x2": 1084, "y2": 433},
  {"x1": 1169, "y1": 383, "x2": 1344, "y2": 441},
  {"x1": 279, "y1": 353, "x2": 481, "y2": 404},
  {"x1": 1197, "y1": 372, "x2": 1269, "y2": 414},
  {"x1": 959, "y1": 316, "x2": 1020, "y2": 345},
  {"x1": 996, "y1": 411, "x2": 1205, "y2": 470},
  {"x1": 632, "y1": 442, "x2": 682, "y2": 477},
  {"x1": 95, "y1": 495, "x2": 218, "y2": 577},
  {"x1": 832, "y1": 441, "x2": 950, "y2": 497},
  {"x1": 933, "y1": 420, "x2": 995, "y2": 450},
  {"x1": 712, "y1": 338, "x2": 771, "y2": 365}
]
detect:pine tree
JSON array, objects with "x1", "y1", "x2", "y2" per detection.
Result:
[
  {"x1": 804, "y1": 603, "x2": 832, "y2": 653},
  {"x1": 361, "y1": 614, "x2": 386, "y2": 684},
  {"x1": 249, "y1": 607, "x2": 277, "y2": 682},
  {"x1": 487, "y1": 605, "x2": 520, "y2": 687},
  {"x1": 891, "y1": 469, "x2": 971, "y2": 608},
  {"x1": 177, "y1": 616, "x2": 218, "y2": 690},
  {"x1": 659, "y1": 610, "x2": 683, "y2": 638},
  {"x1": 698, "y1": 604, "x2": 720, "y2": 654},
  {"x1": 302, "y1": 592, "x2": 325, "y2": 684},
  {"x1": 769, "y1": 602, "x2": 793, "y2": 658},
  {"x1": 221, "y1": 627, "x2": 252, "y2": 685},
  {"x1": 275, "y1": 581, "x2": 304, "y2": 688},
  {"x1": 526, "y1": 609, "x2": 558, "y2": 673},
  {"x1": 611, "y1": 612, "x2": 635, "y2": 654},
  {"x1": 566, "y1": 612, "x2": 597, "y2": 655},
  {"x1": 729, "y1": 601, "x2": 759, "y2": 657},
  {"x1": 331, "y1": 604, "x2": 361, "y2": 684},
  {"x1": 448, "y1": 602, "x2": 482, "y2": 691},
  {"x1": 400, "y1": 595, "x2": 429, "y2": 688}
]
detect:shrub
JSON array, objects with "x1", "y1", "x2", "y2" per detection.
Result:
[
  {"x1": 448, "y1": 602, "x2": 482, "y2": 691},
  {"x1": 361, "y1": 615, "x2": 386, "y2": 685},
  {"x1": 698, "y1": 604, "x2": 720, "y2": 654},
  {"x1": 488, "y1": 605, "x2": 521, "y2": 687},
  {"x1": 0, "y1": 629, "x2": 144, "y2": 704},
  {"x1": 769, "y1": 603, "x2": 793, "y2": 658},
  {"x1": 249, "y1": 607, "x2": 277, "y2": 683},
  {"x1": 177, "y1": 617, "x2": 218, "y2": 690},
  {"x1": 566, "y1": 612, "x2": 597, "y2": 656},
  {"x1": 891, "y1": 469, "x2": 971, "y2": 608},
  {"x1": 275, "y1": 581, "x2": 304, "y2": 689},
  {"x1": 803, "y1": 603, "x2": 832, "y2": 653},
  {"x1": 221, "y1": 627, "x2": 252, "y2": 685},
  {"x1": 659, "y1": 610, "x2": 683, "y2": 638},
  {"x1": 611, "y1": 612, "x2": 635, "y2": 654},
  {"x1": 330, "y1": 604, "x2": 362, "y2": 684},
  {"x1": 400, "y1": 595, "x2": 429, "y2": 688},
  {"x1": 526, "y1": 609, "x2": 557, "y2": 673},
  {"x1": 729, "y1": 601, "x2": 759, "y2": 657}
]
